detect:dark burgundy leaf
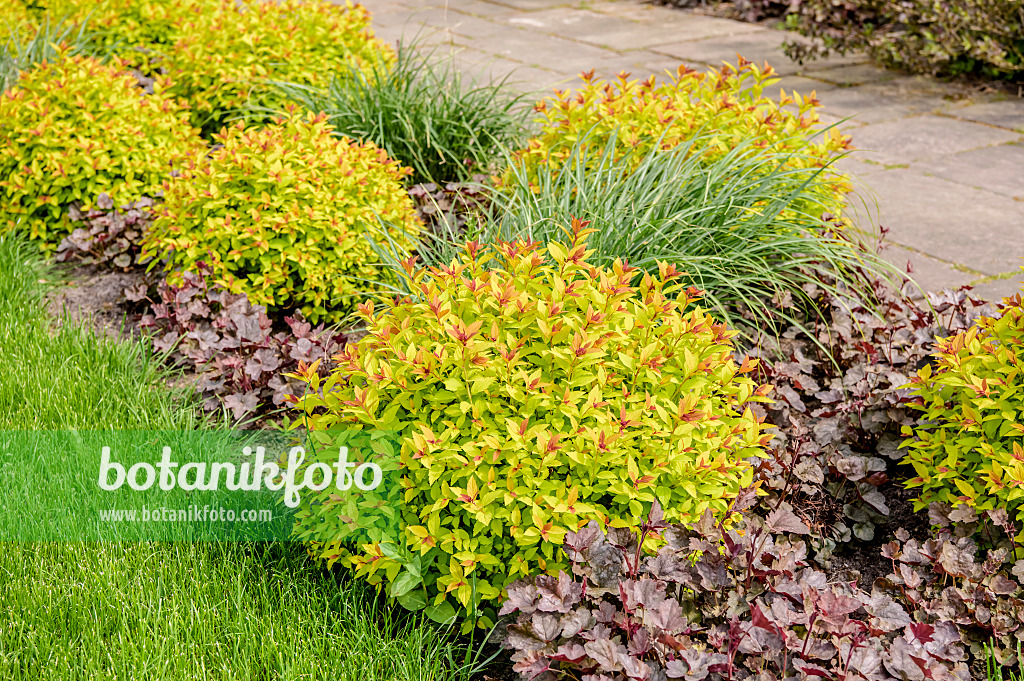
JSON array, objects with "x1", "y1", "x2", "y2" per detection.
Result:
[
  {"x1": 765, "y1": 507, "x2": 809, "y2": 535},
  {"x1": 583, "y1": 638, "x2": 627, "y2": 671},
  {"x1": 500, "y1": 580, "x2": 539, "y2": 616},
  {"x1": 535, "y1": 573, "x2": 582, "y2": 614},
  {"x1": 222, "y1": 391, "x2": 259, "y2": 420}
]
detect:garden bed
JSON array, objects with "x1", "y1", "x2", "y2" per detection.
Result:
[{"x1": 3, "y1": 1, "x2": 1024, "y2": 680}]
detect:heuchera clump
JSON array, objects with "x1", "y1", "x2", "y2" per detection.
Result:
[
  {"x1": 132, "y1": 264, "x2": 348, "y2": 424},
  {"x1": 744, "y1": 265, "x2": 985, "y2": 554},
  {"x1": 289, "y1": 219, "x2": 771, "y2": 630},
  {"x1": 502, "y1": 497, "x2": 980, "y2": 681},
  {"x1": 56, "y1": 194, "x2": 155, "y2": 270}
]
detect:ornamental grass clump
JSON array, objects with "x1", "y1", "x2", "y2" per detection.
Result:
[
  {"x1": 516, "y1": 60, "x2": 851, "y2": 216},
  {"x1": 486, "y1": 132, "x2": 893, "y2": 338},
  {"x1": 289, "y1": 218, "x2": 771, "y2": 630},
  {"x1": 165, "y1": 0, "x2": 392, "y2": 134},
  {"x1": 274, "y1": 39, "x2": 530, "y2": 186},
  {"x1": 0, "y1": 50, "x2": 202, "y2": 246},
  {"x1": 0, "y1": 14, "x2": 94, "y2": 92},
  {"x1": 903, "y1": 282, "x2": 1024, "y2": 531},
  {"x1": 141, "y1": 112, "x2": 420, "y2": 324}
]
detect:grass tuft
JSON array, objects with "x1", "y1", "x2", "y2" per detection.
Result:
[
  {"x1": 271, "y1": 38, "x2": 532, "y2": 186},
  {"x1": 368, "y1": 128, "x2": 900, "y2": 340},
  {"x1": 988, "y1": 641, "x2": 1024, "y2": 681},
  {"x1": 1, "y1": 15, "x2": 97, "y2": 92}
]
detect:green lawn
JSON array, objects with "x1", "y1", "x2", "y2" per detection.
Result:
[{"x1": 0, "y1": 235, "x2": 488, "y2": 680}]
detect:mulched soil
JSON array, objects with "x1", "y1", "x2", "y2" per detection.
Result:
[
  {"x1": 46, "y1": 263, "x2": 150, "y2": 341},
  {"x1": 827, "y1": 475, "x2": 932, "y2": 589}
]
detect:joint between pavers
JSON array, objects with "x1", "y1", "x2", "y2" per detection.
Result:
[
  {"x1": 916, "y1": 170, "x2": 1024, "y2": 203},
  {"x1": 969, "y1": 271, "x2": 1024, "y2": 286},
  {"x1": 934, "y1": 110, "x2": 1024, "y2": 134},
  {"x1": 885, "y1": 242, "x2": 986, "y2": 278},
  {"x1": 476, "y1": 0, "x2": 579, "y2": 10},
  {"x1": 801, "y1": 74, "x2": 875, "y2": 88}
]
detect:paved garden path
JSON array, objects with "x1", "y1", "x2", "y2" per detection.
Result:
[{"x1": 361, "y1": 0, "x2": 1024, "y2": 300}]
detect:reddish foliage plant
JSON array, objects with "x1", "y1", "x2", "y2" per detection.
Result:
[
  {"x1": 132, "y1": 264, "x2": 349, "y2": 424},
  {"x1": 879, "y1": 504, "x2": 1024, "y2": 665},
  {"x1": 501, "y1": 497, "x2": 973, "y2": 681},
  {"x1": 55, "y1": 194, "x2": 156, "y2": 270},
  {"x1": 741, "y1": 262, "x2": 985, "y2": 554}
]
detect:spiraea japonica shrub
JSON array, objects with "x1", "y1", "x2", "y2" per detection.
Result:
[
  {"x1": 516, "y1": 60, "x2": 851, "y2": 214},
  {"x1": 0, "y1": 2, "x2": 35, "y2": 43},
  {"x1": 903, "y1": 282, "x2": 1024, "y2": 531},
  {"x1": 1, "y1": 11, "x2": 101, "y2": 94},
  {"x1": 38, "y1": 0, "x2": 216, "y2": 72},
  {"x1": 289, "y1": 219, "x2": 771, "y2": 629},
  {"x1": 0, "y1": 50, "x2": 202, "y2": 247},
  {"x1": 141, "y1": 112, "x2": 420, "y2": 324},
  {"x1": 165, "y1": 0, "x2": 392, "y2": 133}
]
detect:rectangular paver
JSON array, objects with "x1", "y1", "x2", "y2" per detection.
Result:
[
  {"x1": 451, "y1": 24, "x2": 623, "y2": 75},
  {"x1": 849, "y1": 114, "x2": 1022, "y2": 166},
  {"x1": 918, "y1": 142, "x2": 1024, "y2": 201},
  {"x1": 501, "y1": 7, "x2": 759, "y2": 51},
  {"x1": 946, "y1": 99, "x2": 1024, "y2": 133},
  {"x1": 882, "y1": 244, "x2": 975, "y2": 296},
  {"x1": 813, "y1": 80, "x2": 957, "y2": 125},
  {"x1": 653, "y1": 30, "x2": 863, "y2": 76},
  {"x1": 850, "y1": 169, "x2": 1024, "y2": 278},
  {"x1": 799, "y1": 63, "x2": 897, "y2": 87}
]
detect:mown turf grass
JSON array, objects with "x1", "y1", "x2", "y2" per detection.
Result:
[
  {"x1": 0, "y1": 235, "x2": 489, "y2": 680},
  {"x1": 0, "y1": 235, "x2": 194, "y2": 431}
]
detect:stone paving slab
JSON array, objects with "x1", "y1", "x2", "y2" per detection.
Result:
[
  {"x1": 358, "y1": 0, "x2": 1024, "y2": 300},
  {"x1": 447, "y1": 22, "x2": 622, "y2": 73},
  {"x1": 921, "y1": 143, "x2": 1024, "y2": 201},
  {"x1": 884, "y1": 244, "x2": 975, "y2": 294},
  {"x1": 652, "y1": 31, "x2": 864, "y2": 77},
  {"x1": 504, "y1": 7, "x2": 761, "y2": 51},
  {"x1": 848, "y1": 170, "x2": 1024, "y2": 277},
  {"x1": 946, "y1": 99, "x2": 1024, "y2": 133},
  {"x1": 834, "y1": 156, "x2": 883, "y2": 179},
  {"x1": 811, "y1": 80, "x2": 960, "y2": 125},
  {"x1": 800, "y1": 63, "x2": 897, "y2": 87},
  {"x1": 452, "y1": 47, "x2": 566, "y2": 91},
  {"x1": 847, "y1": 115, "x2": 1022, "y2": 166}
]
